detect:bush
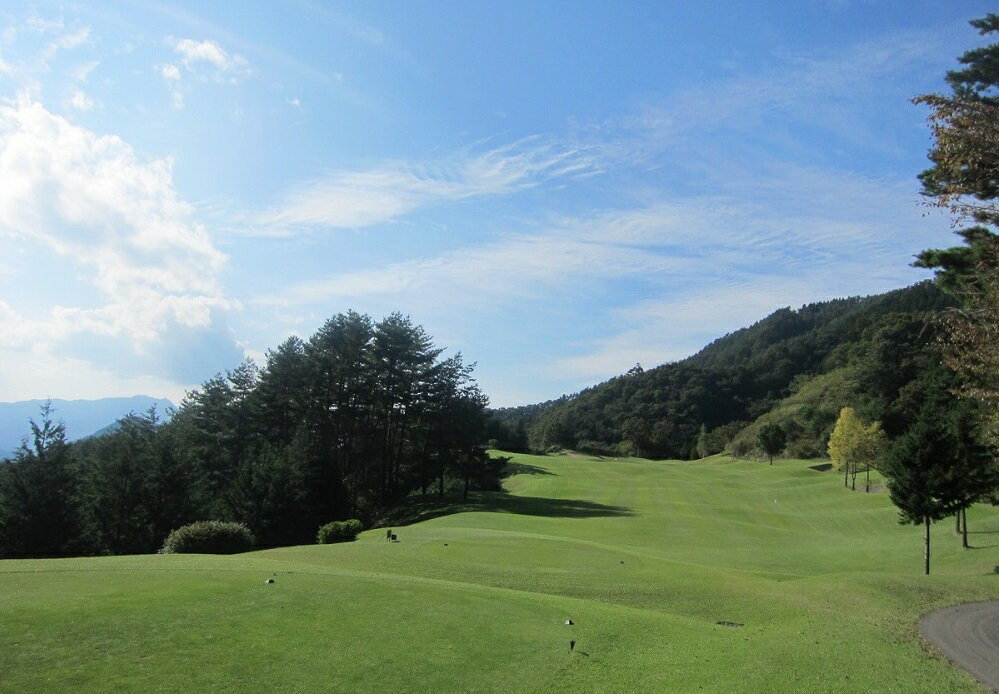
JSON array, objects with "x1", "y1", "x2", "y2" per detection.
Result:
[
  {"x1": 786, "y1": 438, "x2": 824, "y2": 459},
  {"x1": 317, "y1": 519, "x2": 363, "y2": 544},
  {"x1": 728, "y1": 438, "x2": 753, "y2": 459},
  {"x1": 160, "y1": 521, "x2": 255, "y2": 554},
  {"x1": 575, "y1": 439, "x2": 617, "y2": 456}
]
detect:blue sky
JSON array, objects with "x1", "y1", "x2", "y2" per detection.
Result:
[{"x1": 0, "y1": 1, "x2": 993, "y2": 407}]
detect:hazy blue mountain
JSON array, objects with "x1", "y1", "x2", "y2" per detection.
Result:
[{"x1": 0, "y1": 396, "x2": 175, "y2": 460}]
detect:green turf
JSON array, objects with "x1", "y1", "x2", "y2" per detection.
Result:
[{"x1": 2, "y1": 453, "x2": 997, "y2": 692}]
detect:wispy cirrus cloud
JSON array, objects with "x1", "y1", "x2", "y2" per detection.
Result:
[
  {"x1": 256, "y1": 137, "x2": 602, "y2": 233},
  {"x1": 665, "y1": 32, "x2": 941, "y2": 126},
  {"x1": 259, "y1": 157, "x2": 943, "y2": 387},
  {"x1": 262, "y1": 160, "x2": 937, "y2": 303},
  {"x1": 0, "y1": 13, "x2": 93, "y2": 90},
  {"x1": 259, "y1": 228, "x2": 683, "y2": 309},
  {"x1": 42, "y1": 25, "x2": 89, "y2": 60}
]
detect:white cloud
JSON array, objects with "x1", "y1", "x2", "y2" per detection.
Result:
[
  {"x1": 157, "y1": 63, "x2": 183, "y2": 107},
  {"x1": 262, "y1": 161, "x2": 934, "y2": 310},
  {"x1": 159, "y1": 63, "x2": 181, "y2": 81},
  {"x1": 67, "y1": 88, "x2": 93, "y2": 111},
  {"x1": 259, "y1": 224, "x2": 684, "y2": 310},
  {"x1": 38, "y1": 25, "x2": 91, "y2": 63},
  {"x1": 259, "y1": 138, "x2": 601, "y2": 232},
  {"x1": 0, "y1": 98, "x2": 233, "y2": 353},
  {"x1": 169, "y1": 37, "x2": 251, "y2": 82},
  {"x1": 51, "y1": 26, "x2": 90, "y2": 52},
  {"x1": 71, "y1": 60, "x2": 99, "y2": 82}
]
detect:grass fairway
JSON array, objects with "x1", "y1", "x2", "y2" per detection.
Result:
[{"x1": 2, "y1": 453, "x2": 998, "y2": 692}]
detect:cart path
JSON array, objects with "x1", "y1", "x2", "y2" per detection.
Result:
[{"x1": 920, "y1": 602, "x2": 999, "y2": 692}]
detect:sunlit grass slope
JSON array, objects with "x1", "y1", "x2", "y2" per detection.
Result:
[{"x1": 2, "y1": 453, "x2": 998, "y2": 692}]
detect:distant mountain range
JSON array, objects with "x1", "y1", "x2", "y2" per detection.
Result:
[{"x1": 0, "y1": 396, "x2": 175, "y2": 460}]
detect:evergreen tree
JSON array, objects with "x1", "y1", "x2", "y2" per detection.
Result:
[
  {"x1": 255, "y1": 336, "x2": 308, "y2": 445},
  {"x1": 915, "y1": 14, "x2": 999, "y2": 444},
  {"x1": 0, "y1": 403, "x2": 81, "y2": 558},
  {"x1": 78, "y1": 412, "x2": 159, "y2": 554},
  {"x1": 880, "y1": 395, "x2": 995, "y2": 574}
]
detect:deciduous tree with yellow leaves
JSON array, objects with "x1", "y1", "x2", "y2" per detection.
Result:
[{"x1": 828, "y1": 407, "x2": 886, "y2": 492}]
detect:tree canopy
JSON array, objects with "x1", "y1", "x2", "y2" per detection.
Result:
[
  {"x1": 827, "y1": 407, "x2": 885, "y2": 491},
  {"x1": 0, "y1": 312, "x2": 502, "y2": 558},
  {"x1": 914, "y1": 14, "x2": 999, "y2": 443},
  {"x1": 880, "y1": 394, "x2": 995, "y2": 574},
  {"x1": 756, "y1": 423, "x2": 785, "y2": 465}
]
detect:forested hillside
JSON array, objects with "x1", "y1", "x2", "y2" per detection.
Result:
[{"x1": 493, "y1": 281, "x2": 955, "y2": 459}]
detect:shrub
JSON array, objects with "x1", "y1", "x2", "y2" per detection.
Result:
[
  {"x1": 786, "y1": 438, "x2": 824, "y2": 459},
  {"x1": 728, "y1": 438, "x2": 753, "y2": 459},
  {"x1": 575, "y1": 439, "x2": 616, "y2": 456},
  {"x1": 160, "y1": 521, "x2": 255, "y2": 554},
  {"x1": 317, "y1": 519, "x2": 363, "y2": 544}
]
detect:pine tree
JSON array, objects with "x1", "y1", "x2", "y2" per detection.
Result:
[
  {"x1": 880, "y1": 397, "x2": 995, "y2": 574},
  {"x1": 0, "y1": 403, "x2": 81, "y2": 558},
  {"x1": 914, "y1": 14, "x2": 999, "y2": 445}
]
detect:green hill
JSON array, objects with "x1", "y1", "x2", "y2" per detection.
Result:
[
  {"x1": 1, "y1": 452, "x2": 995, "y2": 692},
  {"x1": 503, "y1": 281, "x2": 953, "y2": 459}
]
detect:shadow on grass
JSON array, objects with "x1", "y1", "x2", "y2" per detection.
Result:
[
  {"x1": 808, "y1": 463, "x2": 833, "y2": 472},
  {"x1": 384, "y1": 490, "x2": 634, "y2": 527},
  {"x1": 502, "y1": 462, "x2": 556, "y2": 477}
]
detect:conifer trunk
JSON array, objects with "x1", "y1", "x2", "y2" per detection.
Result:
[
  {"x1": 962, "y1": 507, "x2": 969, "y2": 549},
  {"x1": 924, "y1": 516, "x2": 931, "y2": 575}
]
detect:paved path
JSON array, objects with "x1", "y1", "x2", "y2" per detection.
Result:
[{"x1": 920, "y1": 602, "x2": 999, "y2": 692}]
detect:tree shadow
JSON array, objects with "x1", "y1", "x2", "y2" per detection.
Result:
[
  {"x1": 808, "y1": 463, "x2": 833, "y2": 472},
  {"x1": 473, "y1": 492, "x2": 633, "y2": 518},
  {"x1": 502, "y1": 462, "x2": 555, "y2": 477},
  {"x1": 386, "y1": 490, "x2": 633, "y2": 526}
]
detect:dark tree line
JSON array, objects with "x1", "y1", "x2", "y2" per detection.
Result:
[{"x1": 0, "y1": 312, "x2": 503, "y2": 558}]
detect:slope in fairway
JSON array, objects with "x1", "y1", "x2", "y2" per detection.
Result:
[{"x1": 2, "y1": 453, "x2": 998, "y2": 692}]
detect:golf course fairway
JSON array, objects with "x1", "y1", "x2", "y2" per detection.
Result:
[{"x1": 2, "y1": 452, "x2": 997, "y2": 692}]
